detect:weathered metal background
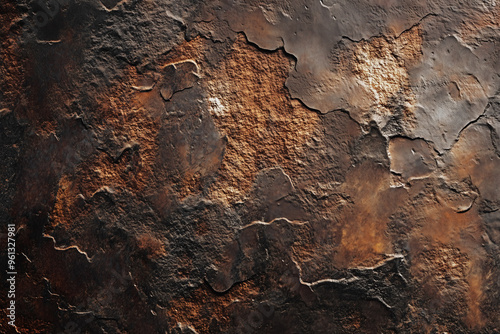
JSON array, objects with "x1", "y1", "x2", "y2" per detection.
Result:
[{"x1": 1, "y1": 0, "x2": 499, "y2": 332}]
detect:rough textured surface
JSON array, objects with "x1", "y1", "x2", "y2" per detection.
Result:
[{"x1": 1, "y1": 0, "x2": 499, "y2": 333}]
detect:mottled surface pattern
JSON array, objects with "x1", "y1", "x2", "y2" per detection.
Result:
[{"x1": 1, "y1": 0, "x2": 499, "y2": 333}]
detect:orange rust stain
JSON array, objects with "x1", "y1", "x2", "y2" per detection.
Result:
[
  {"x1": 51, "y1": 144, "x2": 156, "y2": 230},
  {"x1": 458, "y1": 6, "x2": 500, "y2": 43},
  {"x1": 410, "y1": 245, "x2": 469, "y2": 284},
  {"x1": 135, "y1": 233, "x2": 166, "y2": 259},
  {"x1": 66, "y1": 34, "x2": 319, "y2": 206},
  {"x1": 166, "y1": 282, "x2": 261, "y2": 333},
  {"x1": 409, "y1": 244, "x2": 470, "y2": 323},
  {"x1": 413, "y1": 198, "x2": 487, "y2": 328},
  {"x1": 204, "y1": 34, "x2": 320, "y2": 203},
  {"x1": 449, "y1": 74, "x2": 487, "y2": 102},
  {"x1": 334, "y1": 162, "x2": 405, "y2": 268},
  {"x1": 466, "y1": 270, "x2": 485, "y2": 329},
  {"x1": 448, "y1": 125, "x2": 499, "y2": 205},
  {"x1": 51, "y1": 174, "x2": 76, "y2": 228},
  {"x1": 420, "y1": 205, "x2": 479, "y2": 245},
  {"x1": 133, "y1": 38, "x2": 219, "y2": 200},
  {"x1": 438, "y1": 127, "x2": 496, "y2": 328},
  {"x1": 50, "y1": 66, "x2": 160, "y2": 232},
  {"x1": 46, "y1": 34, "x2": 275, "y2": 249}
]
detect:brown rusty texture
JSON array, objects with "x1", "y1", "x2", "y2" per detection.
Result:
[{"x1": 0, "y1": 0, "x2": 499, "y2": 333}]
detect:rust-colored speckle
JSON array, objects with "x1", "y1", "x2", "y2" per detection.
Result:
[
  {"x1": 204, "y1": 34, "x2": 320, "y2": 203},
  {"x1": 349, "y1": 26, "x2": 422, "y2": 126},
  {"x1": 135, "y1": 233, "x2": 166, "y2": 260},
  {"x1": 166, "y1": 282, "x2": 261, "y2": 333},
  {"x1": 334, "y1": 161, "x2": 406, "y2": 267}
]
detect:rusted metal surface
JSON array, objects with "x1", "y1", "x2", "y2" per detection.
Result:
[{"x1": 1, "y1": 0, "x2": 499, "y2": 332}]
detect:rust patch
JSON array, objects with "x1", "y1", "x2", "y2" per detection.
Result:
[
  {"x1": 458, "y1": 5, "x2": 500, "y2": 43},
  {"x1": 166, "y1": 282, "x2": 261, "y2": 333},
  {"x1": 449, "y1": 74, "x2": 487, "y2": 102},
  {"x1": 411, "y1": 195, "x2": 488, "y2": 328},
  {"x1": 466, "y1": 270, "x2": 486, "y2": 329},
  {"x1": 204, "y1": 34, "x2": 320, "y2": 203},
  {"x1": 447, "y1": 124, "x2": 499, "y2": 206},
  {"x1": 50, "y1": 66, "x2": 160, "y2": 231},
  {"x1": 135, "y1": 233, "x2": 166, "y2": 260},
  {"x1": 436, "y1": 124, "x2": 499, "y2": 328},
  {"x1": 410, "y1": 244, "x2": 469, "y2": 321},
  {"x1": 0, "y1": 2, "x2": 23, "y2": 112},
  {"x1": 419, "y1": 204, "x2": 482, "y2": 246},
  {"x1": 411, "y1": 245, "x2": 469, "y2": 286},
  {"x1": 334, "y1": 161, "x2": 406, "y2": 268},
  {"x1": 157, "y1": 36, "x2": 205, "y2": 66},
  {"x1": 348, "y1": 26, "x2": 422, "y2": 126}
]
